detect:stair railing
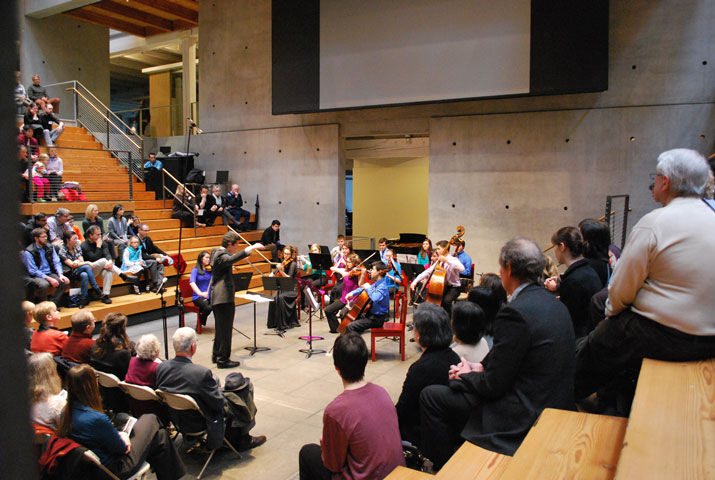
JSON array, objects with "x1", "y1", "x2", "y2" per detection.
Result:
[{"x1": 66, "y1": 81, "x2": 144, "y2": 181}]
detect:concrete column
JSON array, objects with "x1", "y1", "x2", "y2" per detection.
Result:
[{"x1": 181, "y1": 36, "x2": 197, "y2": 134}]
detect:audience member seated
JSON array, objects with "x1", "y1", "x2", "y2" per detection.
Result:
[
  {"x1": 455, "y1": 240, "x2": 473, "y2": 277},
  {"x1": 107, "y1": 204, "x2": 129, "y2": 262},
  {"x1": 23, "y1": 300, "x2": 35, "y2": 350},
  {"x1": 90, "y1": 312, "x2": 135, "y2": 380},
  {"x1": 125, "y1": 334, "x2": 161, "y2": 388},
  {"x1": 59, "y1": 230, "x2": 102, "y2": 308},
  {"x1": 136, "y1": 223, "x2": 169, "y2": 292},
  {"x1": 23, "y1": 228, "x2": 69, "y2": 305},
  {"x1": 46, "y1": 208, "x2": 73, "y2": 246},
  {"x1": 81, "y1": 225, "x2": 125, "y2": 303},
  {"x1": 41, "y1": 103, "x2": 64, "y2": 142},
  {"x1": 205, "y1": 184, "x2": 234, "y2": 227},
  {"x1": 156, "y1": 327, "x2": 267, "y2": 452},
  {"x1": 189, "y1": 251, "x2": 213, "y2": 326},
  {"x1": 575, "y1": 149, "x2": 715, "y2": 412},
  {"x1": 344, "y1": 261, "x2": 391, "y2": 334},
  {"x1": 450, "y1": 301, "x2": 490, "y2": 363},
  {"x1": 420, "y1": 237, "x2": 575, "y2": 470},
  {"x1": 23, "y1": 212, "x2": 47, "y2": 247},
  {"x1": 27, "y1": 74, "x2": 60, "y2": 114},
  {"x1": 24, "y1": 103, "x2": 50, "y2": 145},
  {"x1": 324, "y1": 253, "x2": 363, "y2": 334},
  {"x1": 17, "y1": 125, "x2": 39, "y2": 156},
  {"x1": 57, "y1": 364, "x2": 186, "y2": 480},
  {"x1": 260, "y1": 219, "x2": 282, "y2": 262},
  {"x1": 544, "y1": 226, "x2": 603, "y2": 338},
  {"x1": 143, "y1": 152, "x2": 162, "y2": 197},
  {"x1": 127, "y1": 215, "x2": 141, "y2": 238},
  {"x1": 45, "y1": 146, "x2": 63, "y2": 200},
  {"x1": 396, "y1": 304, "x2": 460, "y2": 447},
  {"x1": 15, "y1": 70, "x2": 31, "y2": 115},
  {"x1": 171, "y1": 184, "x2": 204, "y2": 227},
  {"x1": 577, "y1": 218, "x2": 612, "y2": 287},
  {"x1": 467, "y1": 275, "x2": 506, "y2": 345},
  {"x1": 225, "y1": 184, "x2": 251, "y2": 231},
  {"x1": 30, "y1": 301, "x2": 67, "y2": 355},
  {"x1": 30, "y1": 153, "x2": 51, "y2": 202},
  {"x1": 28, "y1": 352, "x2": 67, "y2": 432},
  {"x1": 18, "y1": 145, "x2": 33, "y2": 197},
  {"x1": 417, "y1": 238, "x2": 432, "y2": 266},
  {"x1": 299, "y1": 332, "x2": 404, "y2": 480},
  {"x1": 61, "y1": 311, "x2": 96, "y2": 364},
  {"x1": 267, "y1": 245, "x2": 300, "y2": 331},
  {"x1": 81, "y1": 204, "x2": 104, "y2": 237},
  {"x1": 122, "y1": 236, "x2": 153, "y2": 295}
]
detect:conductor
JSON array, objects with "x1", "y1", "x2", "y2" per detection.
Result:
[{"x1": 210, "y1": 231, "x2": 263, "y2": 368}]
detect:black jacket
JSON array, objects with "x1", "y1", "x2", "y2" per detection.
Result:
[
  {"x1": 455, "y1": 283, "x2": 575, "y2": 455},
  {"x1": 139, "y1": 235, "x2": 166, "y2": 257},
  {"x1": 209, "y1": 247, "x2": 250, "y2": 306},
  {"x1": 260, "y1": 226, "x2": 279, "y2": 246},
  {"x1": 81, "y1": 240, "x2": 113, "y2": 262},
  {"x1": 396, "y1": 347, "x2": 459, "y2": 444},
  {"x1": 558, "y1": 259, "x2": 603, "y2": 338}
]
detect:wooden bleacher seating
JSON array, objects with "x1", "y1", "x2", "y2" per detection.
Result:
[
  {"x1": 499, "y1": 408, "x2": 626, "y2": 480},
  {"x1": 434, "y1": 441, "x2": 510, "y2": 480},
  {"x1": 23, "y1": 125, "x2": 271, "y2": 329},
  {"x1": 384, "y1": 465, "x2": 433, "y2": 479},
  {"x1": 616, "y1": 358, "x2": 715, "y2": 479}
]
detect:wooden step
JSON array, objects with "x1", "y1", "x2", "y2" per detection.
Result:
[
  {"x1": 143, "y1": 218, "x2": 180, "y2": 229},
  {"x1": 436, "y1": 442, "x2": 510, "y2": 480},
  {"x1": 133, "y1": 209, "x2": 173, "y2": 220},
  {"x1": 500, "y1": 409, "x2": 626, "y2": 480},
  {"x1": 134, "y1": 199, "x2": 168, "y2": 209},
  {"x1": 385, "y1": 466, "x2": 433, "y2": 479},
  {"x1": 82, "y1": 191, "x2": 155, "y2": 201},
  {"x1": 64, "y1": 167, "x2": 128, "y2": 175},
  {"x1": 149, "y1": 225, "x2": 226, "y2": 241},
  {"x1": 20, "y1": 201, "x2": 136, "y2": 216},
  {"x1": 615, "y1": 358, "x2": 715, "y2": 480},
  {"x1": 52, "y1": 140, "x2": 103, "y2": 150}
]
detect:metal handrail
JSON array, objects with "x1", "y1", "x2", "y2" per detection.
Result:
[
  {"x1": 162, "y1": 184, "x2": 197, "y2": 237},
  {"x1": 73, "y1": 80, "x2": 137, "y2": 134},
  {"x1": 67, "y1": 87, "x2": 141, "y2": 150}
]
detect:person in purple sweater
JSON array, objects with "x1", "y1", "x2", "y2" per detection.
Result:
[{"x1": 299, "y1": 332, "x2": 405, "y2": 479}]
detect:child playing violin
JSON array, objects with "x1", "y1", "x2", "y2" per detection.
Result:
[{"x1": 324, "y1": 253, "x2": 365, "y2": 333}]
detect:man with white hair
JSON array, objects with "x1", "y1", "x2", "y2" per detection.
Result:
[
  {"x1": 156, "y1": 327, "x2": 266, "y2": 451},
  {"x1": 575, "y1": 149, "x2": 715, "y2": 404}
]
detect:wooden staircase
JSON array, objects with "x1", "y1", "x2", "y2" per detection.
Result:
[{"x1": 21, "y1": 126, "x2": 270, "y2": 329}]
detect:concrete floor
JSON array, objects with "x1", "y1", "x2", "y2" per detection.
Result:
[{"x1": 127, "y1": 302, "x2": 420, "y2": 480}]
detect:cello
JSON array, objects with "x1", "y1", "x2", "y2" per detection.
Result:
[
  {"x1": 337, "y1": 265, "x2": 389, "y2": 334},
  {"x1": 424, "y1": 226, "x2": 465, "y2": 306}
]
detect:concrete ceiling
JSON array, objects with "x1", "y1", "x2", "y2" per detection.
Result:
[{"x1": 64, "y1": 0, "x2": 198, "y2": 38}]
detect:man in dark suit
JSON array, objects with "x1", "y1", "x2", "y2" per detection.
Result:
[
  {"x1": 420, "y1": 237, "x2": 575, "y2": 470},
  {"x1": 135, "y1": 223, "x2": 168, "y2": 292},
  {"x1": 156, "y1": 327, "x2": 266, "y2": 451},
  {"x1": 210, "y1": 231, "x2": 263, "y2": 368}
]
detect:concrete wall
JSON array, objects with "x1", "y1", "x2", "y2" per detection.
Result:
[
  {"x1": 19, "y1": 10, "x2": 110, "y2": 110},
  {"x1": 181, "y1": 0, "x2": 714, "y2": 263}
]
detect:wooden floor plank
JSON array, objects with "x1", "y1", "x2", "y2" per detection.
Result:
[{"x1": 436, "y1": 442, "x2": 510, "y2": 480}]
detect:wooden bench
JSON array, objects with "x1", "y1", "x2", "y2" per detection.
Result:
[
  {"x1": 616, "y1": 358, "x2": 715, "y2": 479},
  {"x1": 385, "y1": 466, "x2": 433, "y2": 479},
  {"x1": 435, "y1": 441, "x2": 510, "y2": 479},
  {"x1": 499, "y1": 408, "x2": 626, "y2": 480}
]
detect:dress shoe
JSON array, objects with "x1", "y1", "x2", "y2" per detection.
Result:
[
  {"x1": 211, "y1": 355, "x2": 217, "y2": 363},
  {"x1": 91, "y1": 287, "x2": 103, "y2": 299},
  {"x1": 101, "y1": 295, "x2": 112, "y2": 304},
  {"x1": 216, "y1": 360, "x2": 240, "y2": 369},
  {"x1": 237, "y1": 435, "x2": 267, "y2": 451},
  {"x1": 79, "y1": 296, "x2": 90, "y2": 308}
]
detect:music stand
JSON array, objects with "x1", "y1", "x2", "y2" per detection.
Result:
[
  {"x1": 232, "y1": 272, "x2": 252, "y2": 340},
  {"x1": 401, "y1": 264, "x2": 426, "y2": 282},
  {"x1": 355, "y1": 249, "x2": 379, "y2": 266}
]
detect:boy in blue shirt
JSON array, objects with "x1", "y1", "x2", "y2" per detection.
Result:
[{"x1": 344, "y1": 261, "x2": 390, "y2": 334}]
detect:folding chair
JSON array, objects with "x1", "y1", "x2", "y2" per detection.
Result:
[
  {"x1": 156, "y1": 390, "x2": 241, "y2": 479},
  {"x1": 84, "y1": 449, "x2": 151, "y2": 480},
  {"x1": 119, "y1": 381, "x2": 166, "y2": 420},
  {"x1": 95, "y1": 370, "x2": 128, "y2": 415}
]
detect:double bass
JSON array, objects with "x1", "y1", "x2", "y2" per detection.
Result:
[{"x1": 424, "y1": 226, "x2": 465, "y2": 306}]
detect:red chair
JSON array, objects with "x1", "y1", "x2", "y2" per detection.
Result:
[
  {"x1": 393, "y1": 270, "x2": 409, "y2": 321},
  {"x1": 178, "y1": 278, "x2": 202, "y2": 334},
  {"x1": 371, "y1": 295, "x2": 408, "y2": 361}
]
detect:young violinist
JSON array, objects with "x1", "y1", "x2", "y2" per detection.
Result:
[
  {"x1": 328, "y1": 243, "x2": 353, "y2": 304},
  {"x1": 384, "y1": 248, "x2": 403, "y2": 295},
  {"x1": 410, "y1": 240, "x2": 464, "y2": 314},
  {"x1": 267, "y1": 245, "x2": 300, "y2": 331},
  {"x1": 324, "y1": 253, "x2": 364, "y2": 333},
  {"x1": 343, "y1": 261, "x2": 390, "y2": 334}
]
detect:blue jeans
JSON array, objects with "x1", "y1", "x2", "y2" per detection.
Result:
[{"x1": 76, "y1": 264, "x2": 100, "y2": 298}]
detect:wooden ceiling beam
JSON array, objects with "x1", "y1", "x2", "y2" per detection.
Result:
[
  {"x1": 127, "y1": 0, "x2": 198, "y2": 24},
  {"x1": 64, "y1": 8, "x2": 147, "y2": 37},
  {"x1": 92, "y1": 1, "x2": 174, "y2": 31}
]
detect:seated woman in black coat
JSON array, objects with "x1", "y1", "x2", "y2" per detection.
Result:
[
  {"x1": 395, "y1": 303, "x2": 459, "y2": 446},
  {"x1": 90, "y1": 312, "x2": 135, "y2": 380},
  {"x1": 544, "y1": 226, "x2": 603, "y2": 338}
]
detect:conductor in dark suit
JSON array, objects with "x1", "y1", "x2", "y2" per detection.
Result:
[
  {"x1": 156, "y1": 327, "x2": 266, "y2": 450},
  {"x1": 420, "y1": 237, "x2": 575, "y2": 470},
  {"x1": 210, "y1": 231, "x2": 263, "y2": 368}
]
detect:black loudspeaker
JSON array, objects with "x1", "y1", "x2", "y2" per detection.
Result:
[
  {"x1": 216, "y1": 170, "x2": 229, "y2": 184},
  {"x1": 159, "y1": 146, "x2": 171, "y2": 155}
]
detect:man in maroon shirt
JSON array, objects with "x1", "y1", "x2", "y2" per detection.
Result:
[
  {"x1": 299, "y1": 332, "x2": 405, "y2": 479},
  {"x1": 61, "y1": 311, "x2": 95, "y2": 363}
]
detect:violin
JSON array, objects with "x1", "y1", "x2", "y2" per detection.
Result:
[{"x1": 273, "y1": 257, "x2": 293, "y2": 277}]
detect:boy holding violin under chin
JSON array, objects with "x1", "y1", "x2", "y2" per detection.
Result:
[{"x1": 342, "y1": 261, "x2": 390, "y2": 334}]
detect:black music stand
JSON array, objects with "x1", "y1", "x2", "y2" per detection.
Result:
[
  {"x1": 355, "y1": 249, "x2": 380, "y2": 266},
  {"x1": 232, "y1": 272, "x2": 252, "y2": 340},
  {"x1": 262, "y1": 276, "x2": 297, "y2": 337},
  {"x1": 401, "y1": 263, "x2": 426, "y2": 282}
]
